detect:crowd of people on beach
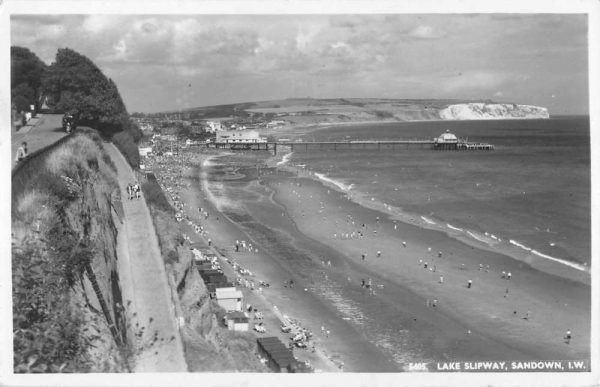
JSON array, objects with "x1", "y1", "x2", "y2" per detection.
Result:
[
  {"x1": 141, "y1": 147, "x2": 577, "y2": 373},
  {"x1": 283, "y1": 178, "x2": 579, "y2": 346},
  {"x1": 143, "y1": 149, "x2": 342, "y2": 370}
]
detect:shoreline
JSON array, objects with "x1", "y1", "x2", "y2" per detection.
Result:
[
  {"x1": 166, "y1": 148, "x2": 590, "y2": 371},
  {"x1": 271, "y1": 153, "x2": 590, "y2": 285},
  {"x1": 178, "y1": 153, "x2": 393, "y2": 372},
  {"x1": 260, "y1": 170, "x2": 590, "y2": 361}
]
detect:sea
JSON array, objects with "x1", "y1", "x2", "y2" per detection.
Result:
[
  {"x1": 201, "y1": 116, "x2": 591, "y2": 367},
  {"x1": 286, "y1": 117, "x2": 591, "y2": 271}
]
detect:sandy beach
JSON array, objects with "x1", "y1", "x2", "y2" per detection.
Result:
[
  {"x1": 176, "y1": 153, "x2": 397, "y2": 372},
  {"x1": 267, "y1": 175, "x2": 590, "y2": 360},
  {"x1": 158, "y1": 146, "x2": 590, "y2": 373}
]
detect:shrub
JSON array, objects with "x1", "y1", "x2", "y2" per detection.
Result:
[
  {"x1": 141, "y1": 179, "x2": 174, "y2": 214},
  {"x1": 166, "y1": 250, "x2": 179, "y2": 265},
  {"x1": 13, "y1": 242, "x2": 91, "y2": 372},
  {"x1": 112, "y1": 131, "x2": 139, "y2": 169},
  {"x1": 373, "y1": 110, "x2": 395, "y2": 119},
  {"x1": 16, "y1": 190, "x2": 56, "y2": 228}
]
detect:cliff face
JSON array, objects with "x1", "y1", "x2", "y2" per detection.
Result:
[
  {"x1": 12, "y1": 130, "x2": 128, "y2": 372},
  {"x1": 439, "y1": 103, "x2": 550, "y2": 120}
]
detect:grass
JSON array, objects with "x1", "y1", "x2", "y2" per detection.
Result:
[
  {"x1": 14, "y1": 190, "x2": 56, "y2": 235},
  {"x1": 12, "y1": 129, "x2": 126, "y2": 372},
  {"x1": 12, "y1": 131, "x2": 118, "y2": 220}
]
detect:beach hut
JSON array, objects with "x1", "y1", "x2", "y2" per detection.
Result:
[
  {"x1": 201, "y1": 272, "x2": 227, "y2": 284},
  {"x1": 224, "y1": 311, "x2": 250, "y2": 332},
  {"x1": 256, "y1": 337, "x2": 297, "y2": 373},
  {"x1": 215, "y1": 287, "x2": 244, "y2": 311},
  {"x1": 206, "y1": 282, "x2": 235, "y2": 298}
]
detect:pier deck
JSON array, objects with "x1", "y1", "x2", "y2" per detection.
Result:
[{"x1": 201, "y1": 140, "x2": 494, "y2": 154}]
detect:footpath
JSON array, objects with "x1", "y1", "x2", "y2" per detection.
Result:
[
  {"x1": 106, "y1": 145, "x2": 187, "y2": 372},
  {"x1": 11, "y1": 114, "x2": 65, "y2": 169}
]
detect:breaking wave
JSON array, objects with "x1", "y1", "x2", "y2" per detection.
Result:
[
  {"x1": 276, "y1": 151, "x2": 294, "y2": 166},
  {"x1": 420, "y1": 216, "x2": 436, "y2": 225},
  {"x1": 314, "y1": 173, "x2": 354, "y2": 192},
  {"x1": 446, "y1": 223, "x2": 464, "y2": 232},
  {"x1": 509, "y1": 239, "x2": 587, "y2": 272},
  {"x1": 201, "y1": 156, "x2": 239, "y2": 212}
]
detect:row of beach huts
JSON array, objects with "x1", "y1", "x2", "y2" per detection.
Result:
[{"x1": 191, "y1": 247, "x2": 302, "y2": 372}]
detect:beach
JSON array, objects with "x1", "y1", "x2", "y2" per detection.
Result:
[
  {"x1": 176, "y1": 153, "x2": 395, "y2": 372},
  {"x1": 166, "y1": 144, "x2": 590, "y2": 372}
]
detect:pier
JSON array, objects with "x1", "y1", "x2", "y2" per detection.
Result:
[{"x1": 203, "y1": 139, "x2": 494, "y2": 154}]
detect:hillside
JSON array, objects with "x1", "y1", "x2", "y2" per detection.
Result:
[
  {"x1": 12, "y1": 130, "x2": 128, "y2": 372},
  {"x1": 151, "y1": 98, "x2": 549, "y2": 124}
]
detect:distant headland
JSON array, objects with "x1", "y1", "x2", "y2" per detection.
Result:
[{"x1": 142, "y1": 98, "x2": 550, "y2": 125}]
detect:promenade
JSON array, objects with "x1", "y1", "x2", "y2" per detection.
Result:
[
  {"x1": 11, "y1": 114, "x2": 66, "y2": 168},
  {"x1": 106, "y1": 145, "x2": 187, "y2": 372}
]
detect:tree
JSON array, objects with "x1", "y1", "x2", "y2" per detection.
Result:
[
  {"x1": 12, "y1": 83, "x2": 35, "y2": 113},
  {"x1": 43, "y1": 48, "x2": 130, "y2": 136},
  {"x1": 11, "y1": 46, "x2": 47, "y2": 111}
]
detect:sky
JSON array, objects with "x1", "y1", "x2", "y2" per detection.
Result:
[{"x1": 11, "y1": 13, "x2": 589, "y2": 114}]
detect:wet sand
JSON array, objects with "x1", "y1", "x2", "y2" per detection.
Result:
[
  {"x1": 179, "y1": 157, "x2": 397, "y2": 372},
  {"x1": 177, "y1": 151, "x2": 590, "y2": 371},
  {"x1": 264, "y1": 174, "x2": 590, "y2": 361}
]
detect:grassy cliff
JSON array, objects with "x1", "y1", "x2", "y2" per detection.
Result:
[{"x1": 12, "y1": 129, "x2": 128, "y2": 372}]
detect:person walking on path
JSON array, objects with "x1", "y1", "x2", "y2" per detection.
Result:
[
  {"x1": 15, "y1": 141, "x2": 28, "y2": 163},
  {"x1": 467, "y1": 279, "x2": 473, "y2": 289},
  {"x1": 507, "y1": 272, "x2": 512, "y2": 280},
  {"x1": 439, "y1": 275, "x2": 444, "y2": 284}
]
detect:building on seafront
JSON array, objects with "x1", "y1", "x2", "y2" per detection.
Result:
[
  {"x1": 433, "y1": 130, "x2": 459, "y2": 150},
  {"x1": 205, "y1": 121, "x2": 223, "y2": 133},
  {"x1": 216, "y1": 129, "x2": 266, "y2": 143}
]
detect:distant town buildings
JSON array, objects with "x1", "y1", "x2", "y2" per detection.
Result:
[
  {"x1": 216, "y1": 129, "x2": 266, "y2": 143},
  {"x1": 206, "y1": 121, "x2": 223, "y2": 133},
  {"x1": 138, "y1": 146, "x2": 153, "y2": 157}
]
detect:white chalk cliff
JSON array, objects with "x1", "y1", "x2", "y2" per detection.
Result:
[{"x1": 439, "y1": 103, "x2": 549, "y2": 120}]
